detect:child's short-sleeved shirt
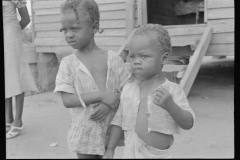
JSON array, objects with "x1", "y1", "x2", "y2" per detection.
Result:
[
  {"x1": 54, "y1": 50, "x2": 130, "y2": 155},
  {"x1": 111, "y1": 78, "x2": 195, "y2": 135}
]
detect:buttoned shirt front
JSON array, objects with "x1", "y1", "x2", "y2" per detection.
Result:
[{"x1": 111, "y1": 78, "x2": 195, "y2": 135}]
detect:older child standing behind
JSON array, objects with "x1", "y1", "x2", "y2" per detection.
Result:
[
  {"x1": 103, "y1": 24, "x2": 195, "y2": 158},
  {"x1": 54, "y1": 0, "x2": 129, "y2": 159}
]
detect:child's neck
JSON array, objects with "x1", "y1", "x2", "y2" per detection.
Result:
[
  {"x1": 139, "y1": 73, "x2": 166, "y2": 96},
  {"x1": 76, "y1": 40, "x2": 99, "y2": 55}
]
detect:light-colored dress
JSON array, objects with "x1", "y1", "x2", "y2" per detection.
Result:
[
  {"x1": 3, "y1": 0, "x2": 39, "y2": 98},
  {"x1": 54, "y1": 50, "x2": 130, "y2": 155},
  {"x1": 111, "y1": 78, "x2": 195, "y2": 158}
]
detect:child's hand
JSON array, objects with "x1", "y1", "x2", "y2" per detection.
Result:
[
  {"x1": 90, "y1": 103, "x2": 112, "y2": 122},
  {"x1": 102, "y1": 149, "x2": 114, "y2": 159},
  {"x1": 153, "y1": 87, "x2": 174, "y2": 110},
  {"x1": 101, "y1": 92, "x2": 120, "y2": 109}
]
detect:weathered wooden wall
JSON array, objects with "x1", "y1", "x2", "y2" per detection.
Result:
[
  {"x1": 32, "y1": 0, "x2": 127, "y2": 55},
  {"x1": 206, "y1": 0, "x2": 234, "y2": 56},
  {"x1": 134, "y1": 0, "x2": 234, "y2": 57}
]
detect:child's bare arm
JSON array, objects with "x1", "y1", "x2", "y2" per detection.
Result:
[
  {"x1": 18, "y1": 6, "x2": 30, "y2": 30},
  {"x1": 103, "y1": 125, "x2": 124, "y2": 159},
  {"x1": 153, "y1": 88, "x2": 194, "y2": 130},
  {"x1": 61, "y1": 91, "x2": 119, "y2": 109}
]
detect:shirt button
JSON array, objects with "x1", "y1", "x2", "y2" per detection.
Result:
[
  {"x1": 148, "y1": 128, "x2": 151, "y2": 132},
  {"x1": 137, "y1": 101, "x2": 140, "y2": 104}
]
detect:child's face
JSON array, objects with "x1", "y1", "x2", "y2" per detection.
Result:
[
  {"x1": 128, "y1": 33, "x2": 168, "y2": 80},
  {"x1": 60, "y1": 10, "x2": 96, "y2": 50}
]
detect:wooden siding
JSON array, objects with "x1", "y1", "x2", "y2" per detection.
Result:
[
  {"x1": 33, "y1": 0, "x2": 127, "y2": 54},
  {"x1": 206, "y1": 0, "x2": 234, "y2": 56},
  {"x1": 133, "y1": 0, "x2": 234, "y2": 56}
]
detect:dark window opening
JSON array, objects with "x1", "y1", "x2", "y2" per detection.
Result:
[{"x1": 147, "y1": 0, "x2": 205, "y2": 25}]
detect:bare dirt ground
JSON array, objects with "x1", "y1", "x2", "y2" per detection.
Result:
[{"x1": 6, "y1": 57, "x2": 234, "y2": 159}]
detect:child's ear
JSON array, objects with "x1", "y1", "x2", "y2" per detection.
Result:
[
  {"x1": 92, "y1": 21, "x2": 98, "y2": 34},
  {"x1": 161, "y1": 52, "x2": 169, "y2": 65}
]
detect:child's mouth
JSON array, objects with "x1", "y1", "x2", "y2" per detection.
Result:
[{"x1": 68, "y1": 42, "x2": 76, "y2": 45}]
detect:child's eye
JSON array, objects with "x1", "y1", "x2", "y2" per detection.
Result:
[
  {"x1": 142, "y1": 55, "x2": 148, "y2": 58},
  {"x1": 72, "y1": 28, "x2": 80, "y2": 32},
  {"x1": 60, "y1": 28, "x2": 67, "y2": 33},
  {"x1": 129, "y1": 55, "x2": 135, "y2": 58}
]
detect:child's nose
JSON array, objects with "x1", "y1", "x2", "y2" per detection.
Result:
[
  {"x1": 134, "y1": 58, "x2": 141, "y2": 65},
  {"x1": 66, "y1": 31, "x2": 74, "y2": 38}
]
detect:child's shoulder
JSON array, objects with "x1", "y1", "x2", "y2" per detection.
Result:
[
  {"x1": 107, "y1": 50, "x2": 125, "y2": 67},
  {"x1": 60, "y1": 53, "x2": 76, "y2": 64}
]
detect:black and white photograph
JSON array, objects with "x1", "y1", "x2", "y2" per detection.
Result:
[{"x1": 4, "y1": 0, "x2": 234, "y2": 158}]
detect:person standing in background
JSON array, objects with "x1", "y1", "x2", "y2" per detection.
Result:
[{"x1": 4, "y1": 0, "x2": 39, "y2": 139}]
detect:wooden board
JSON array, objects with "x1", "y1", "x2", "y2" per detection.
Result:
[
  {"x1": 208, "y1": 19, "x2": 234, "y2": 26},
  {"x1": 180, "y1": 27, "x2": 212, "y2": 96},
  {"x1": 208, "y1": 7, "x2": 234, "y2": 19},
  {"x1": 98, "y1": 2, "x2": 126, "y2": 11},
  {"x1": 171, "y1": 44, "x2": 234, "y2": 57},
  {"x1": 206, "y1": 44, "x2": 234, "y2": 56},
  {"x1": 211, "y1": 32, "x2": 234, "y2": 44},
  {"x1": 171, "y1": 35, "x2": 202, "y2": 47},
  {"x1": 208, "y1": 0, "x2": 234, "y2": 9},
  {"x1": 165, "y1": 25, "x2": 234, "y2": 36},
  {"x1": 34, "y1": 10, "x2": 126, "y2": 23},
  {"x1": 137, "y1": 0, "x2": 147, "y2": 26},
  {"x1": 126, "y1": 0, "x2": 135, "y2": 36},
  {"x1": 33, "y1": 0, "x2": 125, "y2": 9},
  {"x1": 36, "y1": 45, "x2": 121, "y2": 53},
  {"x1": 36, "y1": 29, "x2": 126, "y2": 38},
  {"x1": 34, "y1": 8, "x2": 60, "y2": 16},
  {"x1": 34, "y1": 37, "x2": 126, "y2": 46},
  {"x1": 33, "y1": 0, "x2": 64, "y2": 9},
  {"x1": 35, "y1": 20, "x2": 126, "y2": 31}
]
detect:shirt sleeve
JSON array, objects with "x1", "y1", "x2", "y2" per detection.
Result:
[
  {"x1": 117, "y1": 57, "x2": 131, "y2": 92},
  {"x1": 12, "y1": 0, "x2": 27, "y2": 8},
  {"x1": 111, "y1": 87, "x2": 125, "y2": 127},
  {"x1": 54, "y1": 58, "x2": 76, "y2": 94},
  {"x1": 172, "y1": 84, "x2": 196, "y2": 127}
]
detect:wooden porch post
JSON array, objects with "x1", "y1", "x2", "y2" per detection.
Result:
[
  {"x1": 137, "y1": 0, "x2": 148, "y2": 26},
  {"x1": 126, "y1": 0, "x2": 135, "y2": 36}
]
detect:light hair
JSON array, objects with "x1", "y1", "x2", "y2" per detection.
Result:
[
  {"x1": 60, "y1": 0, "x2": 103, "y2": 33},
  {"x1": 133, "y1": 24, "x2": 172, "y2": 54}
]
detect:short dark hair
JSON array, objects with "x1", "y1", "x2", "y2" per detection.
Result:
[{"x1": 134, "y1": 24, "x2": 172, "y2": 54}]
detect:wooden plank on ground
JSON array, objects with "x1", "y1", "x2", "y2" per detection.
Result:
[
  {"x1": 208, "y1": 8, "x2": 234, "y2": 19},
  {"x1": 180, "y1": 27, "x2": 212, "y2": 96},
  {"x1": 208, "y1": 0, "x2": 234, "y2": 9}
]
